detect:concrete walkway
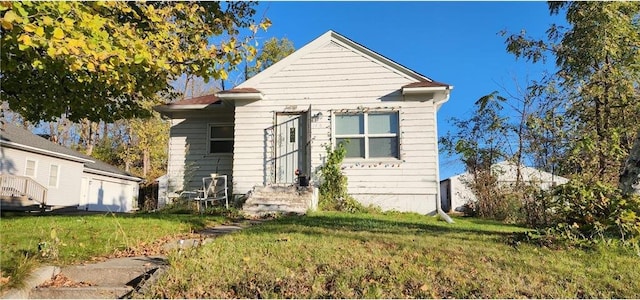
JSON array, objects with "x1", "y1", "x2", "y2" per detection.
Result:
[{"x1": 2, "y1": 221, "x2": 259, "y2": 299}]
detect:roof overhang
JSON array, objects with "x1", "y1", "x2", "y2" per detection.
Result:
[
  {"x1": 402, "y1": 86, "x2": 451, "y2": 95},
  {"x1": 153, "y1": 103, "x2": 224, "y2": 113},
  {"x1": 216, "y1": 92, "x2": 264, "y2": 101},
  {"x1": 84, "y1": 167, "x2": 143, "y2": 182}
]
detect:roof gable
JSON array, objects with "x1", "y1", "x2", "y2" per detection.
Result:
[{"x1": 238, "y1": 30, "x2": 448, "y2": 89}]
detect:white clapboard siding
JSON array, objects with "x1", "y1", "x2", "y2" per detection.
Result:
[
  {"x1": 166, "y1": 110, "x2": 234, "y2": 192},
  {"x1": 231, "y1": 37, "x2": 442, "y2": 215}
]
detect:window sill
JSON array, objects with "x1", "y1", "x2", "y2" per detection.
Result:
[
  {"x1": 342, "y1": 158, "x2": 403, "y2": 164},
  {"x1": 205, "y1": 153, "x2": 233, "y2": 157}
]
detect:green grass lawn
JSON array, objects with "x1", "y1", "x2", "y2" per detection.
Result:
[
  {"x1": 0, "y1": 210, "x2": 230, "y2": 292},
  {"x1": 143, "y1": 211, "x2": 640, "y2": 299}
]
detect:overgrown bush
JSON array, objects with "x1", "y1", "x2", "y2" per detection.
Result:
[
  {"x1": 463, "y1": 170, "x2": 523, "y2": 222},
  {"x1": 548, "y1": 179, "x2": 640, "y2": 245},
  {"x1": 318, "y1": 143, "x2": 377, "y2": 213}
]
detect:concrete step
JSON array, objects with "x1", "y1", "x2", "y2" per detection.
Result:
[
  {"x1": 59, "y1": 266, "x2": 154, "y2": 287},
  {"x1": 26, "y1": 256, "x2": 167, "y2": 299},
  {"x1": 243, "y1": 185, "x2": 317, "y2": 216},
  {"x1": 29, "y1": 286, "x2": 134, "y2": 299},
  {"x1": 244, "y1": 198, "x2": 309, "y2": 206}
]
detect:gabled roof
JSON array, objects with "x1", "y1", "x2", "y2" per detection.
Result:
[
  {"x1": 236, "y1": 30, "x2": 452, "y2": 90},
  {"x1": 159, "y1": 30, "x2": 452, "y2": 109},
  {"x1": 0, "y1": 122, "x2": 140, "y2": 181}
]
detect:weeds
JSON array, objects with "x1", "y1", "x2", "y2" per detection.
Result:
[{"x1": 142, "y1": 212, "x2": 640, "y2": 298}]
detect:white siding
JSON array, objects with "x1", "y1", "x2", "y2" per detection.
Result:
[
  {"x1": 166, "y1": 109, "x2": 234, "y2": 197},
  {"x1": 233, "y1": 40, "x2": 441, "y2": 214},
  {"x1": 81, "y1": 172, "x2": 139, "y2": 212},
  {"x1": 2, "y1": 147, "x2": 83, "y2": 207}
]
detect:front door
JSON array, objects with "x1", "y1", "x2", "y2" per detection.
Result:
[{"x1": 275, "y1": 112, "x2": 309, "y2": 184}]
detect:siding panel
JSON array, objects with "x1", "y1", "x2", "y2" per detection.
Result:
[{"x1": 231, "y1": 40, "x2": 442, "y2": 214}]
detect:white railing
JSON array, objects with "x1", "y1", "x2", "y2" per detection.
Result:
[{"x1": 0, "y1": 174, "x2": 47, "y2": 205}]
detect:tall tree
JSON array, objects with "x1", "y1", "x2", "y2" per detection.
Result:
[
  {"x1": 504, "y1": 2, "x2": 640, "y2": 184},
  {"x1": 245, "y1": 37, "x2": 295, "y2": 79},
  {"x1": 1, "y1": 1, "x2": 270, "y2": 123}
]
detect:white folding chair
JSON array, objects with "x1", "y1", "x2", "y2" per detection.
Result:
[{"x1": 194, "y1": 175, "x2": 228, "y2": 212}]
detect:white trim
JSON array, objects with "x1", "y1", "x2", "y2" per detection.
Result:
[
  {"x1": 24, "y1": 158, "x2": 37, "y2": 178},
  {"x1": 402, "y1": 86, "x2": 451, "y2": 95},
  {"x1": 216, "y1": 92, "x2": 264, "y2": 101},
  {"x1": 207, "y1": 123, "x2": 234, "y2": 155},
  {"x1": 237, "y1": 30, "x2": 432, "y2": 88},
  {"x1": 332, "y1": 110, "x2": 400, "y2": 159},
  {"x1": 1, "y1": 140, "x2": 93, "y2": 163},
  {"x1": 83, "y1": 168, "x2": 142, "y2": 182},
  {"x1": 154, "y1": 104, "x2": 221, "y2": 113},
  {"x1": 435, "y1": 91, "x2": 451, "y2": 110},
  {"x1": 48, "y1": 163, "x2": 60, "y2": 188}
]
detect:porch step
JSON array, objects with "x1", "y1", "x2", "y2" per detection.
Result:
[
  {"x1": 29, "y1": 286, "x2": 134, "y2": 299},
  {"x1": 242, "y1": 186, "x2": 316, "y2": 217},
  {"x1": 27, "y1": 256, "x2": 166, "y2": 299}
]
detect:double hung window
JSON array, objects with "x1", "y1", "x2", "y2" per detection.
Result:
[
  {"x1": 48, "y1": 164, "x2": 59, "y2": 187},
  {"x1": 25, "y1": 159, "x2": 37, "y2": 177},
  {"x1": 334, "y1": 111, "x2": 399, "y2": 159},
  {"x1": 208, "y1": 124, "x2": 234, "y2": 154}
]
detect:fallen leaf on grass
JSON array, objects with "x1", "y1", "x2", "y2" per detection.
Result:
[{"x1": 38, "y1": 274, "x2": 93, "y2": 288}]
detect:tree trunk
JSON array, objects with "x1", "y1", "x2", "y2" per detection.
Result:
[
  {"x1": 620, "y1": 129, "x2": 640, "y2": 195},
  {"x1": 143, "y1": 149, "x2": 150, "y2": 178}
]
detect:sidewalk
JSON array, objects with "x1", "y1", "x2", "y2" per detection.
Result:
[{"x1": 2, "y1": 221, "x2": 260, "y2": 299}]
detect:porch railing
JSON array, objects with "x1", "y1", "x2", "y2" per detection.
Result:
[{"x1": 0, "y1": 174, "x2": 47, "y2": 205}]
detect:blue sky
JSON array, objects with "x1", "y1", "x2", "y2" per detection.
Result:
[{"x1": 246, "y1": 1, "x2": 565, "y2": 179}]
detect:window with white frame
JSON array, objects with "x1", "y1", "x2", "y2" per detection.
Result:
[
  {"x1": 48, "y1": 164, "x2": 59, "y2": 187},
  {"x1": 208, "y1": 124, "x2": 234, "y2": 154},
  {"x1": 25, "y1": 159, "x2": 37, "y2": 177},
  {"x1": 334, "y1": 111, "x2": 400, "y2": 159}
]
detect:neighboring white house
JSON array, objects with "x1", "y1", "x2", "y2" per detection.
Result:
[
  {"x1": 439, "y1": 161, "x2": 569, "y2": 213},
  {"x1": 0, "y1": 122, "x2": 141, "y2": 212},
  {"x1": 155, "y1": 30, "x2": 453, "y2": 214}
]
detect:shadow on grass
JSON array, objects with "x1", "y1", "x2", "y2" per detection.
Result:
[
  {"x1": 243, "y1": 213, "x2": 523, "y2": 241},
  {"x1": 0, "y1": 208, "x2": 229, "y2": 232}
]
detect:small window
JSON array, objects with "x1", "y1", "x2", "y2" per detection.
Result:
[
  {"x1": 48, "y1": 164, "x2": 59, "y2": 187},
  {"x1": 25, "y1": 159, "x2": 37, "y2": 177},
  {"x1": 334, "y1": 111, "x2": 399, "y2": 159},
  {"x1": 208, "y1": 124, "x2": 234, "y2": 154}
]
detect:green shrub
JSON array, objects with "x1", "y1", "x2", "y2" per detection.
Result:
[
  {"x1": 550, "y1": 179, "x2": 640, "y2": 245},
  {"x1": 318, "y1": 143, "x2": 379, "y2": 213}
]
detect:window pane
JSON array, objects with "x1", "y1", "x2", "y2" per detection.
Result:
[
  {"x1": 369, "y1": 137, "x2": 399, "y2": 158},
  {"x1": 335, "y1": 114, "x2": 363, "y2": 135},
  {"x1": 49, "y1": 165, "x2": 59, "y2": 186},
  {"x1": 336, "y1": 138, "x2": 364, "y2": 158},
  {"x1": 210, "y1": 126, "x2": 233, "y2": 139},
  {"x1": 210, "y1": 141, "x2": 234, "y2": 153},
  {"x1": 26, "y1": 160, "x2": 36, "y2": 177},
  {"x1": 369, "y1": 113, "x2": 398, "y2": 134}
]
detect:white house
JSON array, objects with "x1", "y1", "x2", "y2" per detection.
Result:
[
  {"x1": 439, "y1": 161, "x2": 569, "y2": 213},
  {"x1": 156, "y1": 30, "x2": 453, "y2": 214},
  {"x1": 0, "y1": 122, "x2": 141, "y2": 212}
]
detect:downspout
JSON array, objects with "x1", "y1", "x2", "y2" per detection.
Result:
[{"x1": 434, "y1": 92, "x2": 454, "y2": 224}]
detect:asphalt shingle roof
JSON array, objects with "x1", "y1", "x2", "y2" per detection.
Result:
[{"x1": 1, "y1": 122, "x2": 138, "y2": 179}]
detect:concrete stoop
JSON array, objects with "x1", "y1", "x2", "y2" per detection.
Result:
[
  {"x1": 242, "y1": 185, "x2": 317, "y2": 217},
  {"x1": 19, "y1": 256, "x2": 167, "y2": 299}
]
